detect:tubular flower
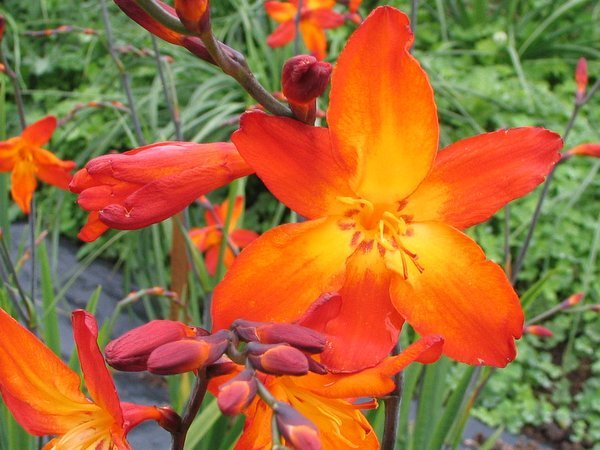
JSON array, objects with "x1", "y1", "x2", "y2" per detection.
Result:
[
  {"x1": 0, "y1": 116, "x2": 74, "y2": 213},
  {"x1": 216, "y1": 335, "x2": 443, "y2": 449},
  {"x1": 0, "y1": 308, "x2": 176, "y2": 449},
  {"x1": 189, "y1": 196, "x2": 259, "y2": 275},
  {"x1": 212, "y1": 7, "x2": 563, "y2": 371},
  {"x1": 265, "y1": 0, "x2": 345, "y2": 60},
  {"x1": 69, "y1": 141, "x2": 253, "y2": 242}
]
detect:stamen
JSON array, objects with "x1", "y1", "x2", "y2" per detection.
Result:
[{"x1": 336, "y1": 196, "x2": 374, "y2": 217}]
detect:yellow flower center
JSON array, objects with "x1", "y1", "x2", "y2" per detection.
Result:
[{"x1": 336, "y1": 196, "x2": 424, "y2": 279}]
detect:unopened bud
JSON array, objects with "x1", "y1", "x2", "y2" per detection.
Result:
[
  {"x1": 561, "y1": 292, "x2": 584, "y2": 309},
  {"x1": 591, "y1": 305, "x2": 600, "y2": 312},
  {"x1": 105, "y1": 320, "x2": 199, "y2": 371},
  {"x1": 156, "y1": 406, "x2": 182, "y2": 433},
  {"x1": 575, "y1": 57, "x2": 588, "y2": 101},
  {"x1": 232, "y1": 320, "x2": 327, "y2": 354},
  {"x1": 175, "y1": 0, "x2": 210, "y2": 35},
  {"x1": 307, "y1": 357, "x2": 328, "y2": 375},
  {"x1": 567, "y1": 143, "x2": 600, "y2": 158},
  {"x1": 207, "y1": 356, "x2": 239, "y2": 378},
  {"x1": 247, "y1": 342, "x2": 309, "y2": 376},
  {"x1": 147, "y1": 330, "x2": 230, "y2": 375},
  {"x1": 217, "y1": 369, "x2": 258, "y2": 416},
  {"x1": 282, "y1": 55, "x2": 332, "y2": 124},
  {"x1": 524, "y1": 325, "x2": 553, "y2": 337},
  {"x1": 275, "y1": 402, "x2": 321, "y2": 450},
  {"x1": 0, "y1": 16, "x2": 5, "y2": 42}
]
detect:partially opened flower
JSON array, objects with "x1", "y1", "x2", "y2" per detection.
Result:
[
  {"x1": 212, "y1": 7, "x2": 563, "y2": 371},
  {"x1": 265, "y1": 0, "x2": 345, "y2": 60},
  {"x1": 566, "y1": 143, "x2": 600, "y2": 158},
  {"x1": 70, "y1": 141, "x2": 252, "y2": 242},
  {"x1": 189, "y1": 196, "x2": 259, "y2": 275},
  {"x1": 0, "y1": 116, "x2": 74, "y2": 213},
  {"x1": 215, "y1": 335, "x2": 443, "y2": 449},
  {"x1": 0, "y1": 308, "x2": 178, "y2": 449}
]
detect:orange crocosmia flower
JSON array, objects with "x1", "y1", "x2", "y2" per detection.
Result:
[
  {"x1": 265, "y1": 0, "x2": 345, "y2": 60},
  {"x1": 217, "y1": 335, "x2": 443, "y2": 450},
  {"x1": 212, "y1": 6, "x2": 563, "y2": 371},
  {"x1": 0, "y1": 115, "x2": 74, "y2": 213},
  {"x1": 189, "y1": 196, "x2": 259, "y2": 275},
  {"x1": 0, "y1": 308, "x2": 173, "y2": 449},
  {"x1": 69, "y1": 142, "x2": 253, "y2": 242}
]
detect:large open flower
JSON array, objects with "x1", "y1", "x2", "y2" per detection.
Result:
[
  {"x1": 216, "y1": 335, "x2": 442, "y2": 449},
  {"x1": 0, "y1": 308, "x2": 176, "y2": 449},
  {"x1": 212, "y1": 7, "x2": 563, "y2": 371},
  {"x1": 265, "y1": 0, "x2": 345, "y2": 60},
  {"x1": 0, "y1": 116, "x2": 74, "y2": 213}
]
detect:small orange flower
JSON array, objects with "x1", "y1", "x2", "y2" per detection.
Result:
[
  {"x1": 265, "y1": 0, "x2": 345, "y2": 60},
  {"x1": 189, "y1": 196, "x2": 259, "y2": 275},
  {"x1": 0, "y1": 116, "x2": 74, "y2": 213},
  {"x1": 0, "y1": 308, "x2": 177, "y2": 449},
  {"x1": 214, "y1": 335, "x2": 443, "y2": 449}
]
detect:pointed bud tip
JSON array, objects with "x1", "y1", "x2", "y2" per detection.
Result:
[
  {"x1": 175, "y1": 0, "x2": 210, "y2": 34},
  {"x1": 217, "y1": 369, "x2": 258, "y2": 416},
  {"x1": 275, "y1": 402, "x2": 321, "y2": 450},
  {"x1": 524, "y1": 325, "x2": 553, "y2": 337},
  {"x1": 247, "y1": 343, "x2": 310, "y2": 376}
]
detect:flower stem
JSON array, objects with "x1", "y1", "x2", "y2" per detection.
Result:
[
  {"x1": 0, "y1": 45, "x2": 26, "y2": 130},
  {"x1": 171, "y1": 369, "x2": 209, "y2": 450},
  {"x1": 381, "y1": 343, "x2": 403, "y2": 450},
  {"x1": 294, "y1": 0, "x2": 303, "y2": 55}
]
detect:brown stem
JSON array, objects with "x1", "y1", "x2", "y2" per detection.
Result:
[
  {"x1": 0, "y1": 44, "x2": 27, "y2": 130},
  {"x1": 381, "y1": 343, "x2": 403, "y2": 450},
  {"x1": 171, "y1": 369, "x2": 209, "y2": 450}
]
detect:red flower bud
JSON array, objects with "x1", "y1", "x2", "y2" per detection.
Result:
[
  {"x1": 282, "y1": 55, "x2": 332, "y2": 105},
  {"x1": 575, "y1": 57, "x2": 588, "y2": 101},
  {"x1": 275, "y1": 402, "x2": 321, "y2": 450},
  {"x1": 0, "y1": 16, "x2": 5, "y2": 42},
  {"x1": 524, "y1": 325, "x2": 553, "y2": 337},
  {"x1": 561, "y1": 292, "x2": 584, "y2": 309},
  {"x1": 247, "y1": 342, "x2": 309, "y2": 376},
  {"x1": 156, "y1": 406, "x2": 182, "y2": 433},
  {"x1": 175, "y1": 0, "x2": 210, "y2": 34},
  {"x1": 282, "y1": 55, "x2": 333, "y2": 124},
  {"x1": 217, "y1": 369, "x2": 258, "y2": 416},
  {"x1": 567, "y1": 143, "x2": 600, "y2": 158},
  {"x1": 105, "y1": 320, "x2": 199, "y2": 371},
  {"x1": 147, "y1": 330, "x2": 230, "y2": 375},
  {"x1": 206, "y1": 356, "x2": 239, "y2": 378}
]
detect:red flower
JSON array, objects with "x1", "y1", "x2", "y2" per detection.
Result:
[
  {"x1": 0, "y1": 116, "x2": 74, "y2": 213},
  {"x1": 212, "y1": 7, "x2": 563, "y2": 371},
  {"x1": 265, "y1": 0, "x2": 345, "y2": 60},
  {"x1": 189, "y1": 196, "x2": 259, "y2": 275},
  {"x1": 70, "y1": 142, "x2": 252, "y2": 242}
]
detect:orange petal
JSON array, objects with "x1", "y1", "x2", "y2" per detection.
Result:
[
  {"x1": 36, "y1": 163, "x2": 75, "y2": 190},
  {"x1": 0, "y1": 308, "x2": 90, "y2": 435},
  {"x1": 232, "y1": 112, "x2": 356, "y2": 219},
  {"x1": 266, "y1": 21, "x2": 296, "y2": 48},
  {"x1": 11, "y1": 160, "x2": 37, "y2": 213},
  {"x1": 265, "y1": 1, "x2": 297, "y2": 22},
  {"x1": 402, "y1": 128, "x2": 562, "y2": 229},
  {"x1": 72, "y1": 310, "x2": 124, "y2": 424},
  {"x1": 306, "y1": 0, "x2": 336, "y2": 9},
  {"x1": 212, "y1": 217, "x2": 357, "y2": 331},
  {"x1": 298, "y1": 249, "x2": 403, "y2": 372},
  {"x1": 299, "y1": 335, "x2": 443, "y2": 399},
  {"x1": 0, "y1": 139, "x2": 19, "y2": 172},
  {"x1": 327, "y1": 7, "x2": 438, "y2": 204},
  {"x1": 21, "y1": 116, "x2": 57, "y2": 147},
  {"x1": 234, "y1": 399, "x2": 273, "y2": 450},
  {"x1": 389, "y1": 223, "x2": 523, "y2": 367},
  {"x1": 300, "y1": 20, "x2": 327, "y2": 60},
  {"x1": 78, "y1": 211, "x2": 111, "y2": 242},
  {"x1": 230, "y1": 228, "x2": 260, "y2": 248},
  {"x1": 309, "y1": 9, "x2": 345, "y2": 29}
]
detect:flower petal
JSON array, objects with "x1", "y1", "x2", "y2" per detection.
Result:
[
  {"x1": 232, "y1": 112, "x2": 355, "y2": 219},
  {"x1": 230, "y1": 228, "x2": 260, "y2": 248},
  {"x1": 78, "y1": 212, "x2": 110, "y2": 242},
  {"x1": 72, "y1": 310, "x2": 124, "y2": 425},
  {"x1": 327, "y1": 6, "x2": 438, "y2": 204},
  {"x1": 36, "y1": 162, "x2": 75, "y2": 190},
  {"x1": 309, "y1": 9, "x2": 345, "y2": 29},
  {"x1": 297, "y1": 249, "x2": 403, "y2": 372},
  {"x1": 266, "y1": 21, "x2": 296, "y2": 48},
  {"x1": 389, "y1": 223, "x2": 523, "y2": 367},
  {"x1": 300, "y1": 21, "x2": 327, "y2": 60},
  {"x1": 265, "y1": 1, "x2": 297, "y2": 22},
  {"x1": 21, "y1": 116, "x2": 57, "y2": 147},
  {"x1": 0, "y1": 308, "x2": 90, "y2": 435},
  {"x1": 11, "y1": 160, "x2": 37, "y2": 213},
  {"x1": 403, "y1": 128, "x2": 562, "y2": 229},
  {"x1": 212, "y1": 217, "x2": 357, "y2": 331}
]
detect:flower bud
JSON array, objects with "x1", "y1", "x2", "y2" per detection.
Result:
[
  {"x1": 282, "y1": 55, "x2": 333, "y2": 124},
  {"x1": 147, "y1": 330, "x2": 230, "y2": 375},
  {"x1": 156, "y1": 406, "x2": 182, "y2": 433},
  {"x1": 207, "y1": 356, "x2": 239, "y2": 378},
  {"x1": 524, "y1": 325, "x2": 553, "y2": 337},
  {"x1": 575, "y1": 57, "x2": 588, "y2": 101},
  {"x1": 0, "y1": 16, "x2": 5, "y2": 42},
  {"x1": 175, "y1": 0, "x2": 210, "y2": 34},
  {"x1": 561, "y1": 292, "x2": 584, "y2": 309},
  {"x1": 105, "y1": 320, "x2": 199, "y2": 371},
  {"x1": 247, "y1": 342, "x2": 309, "y2": 376},
  {"x1": 566, "y1": 143, "x2": 600, "y2": 158},
  {"x1": 217, "y1": 369, "x2": 258, "y2": 416},
  {"x1": 275, "y1": 402, "x2": 321, "y2": 450}
]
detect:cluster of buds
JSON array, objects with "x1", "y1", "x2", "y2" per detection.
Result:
[
  {"x1": 282, "y1": 55, "x2": 333, "y2": 124},
  {"x1": 105, "y1": 318, "x2": 327, "y2": 448}
]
